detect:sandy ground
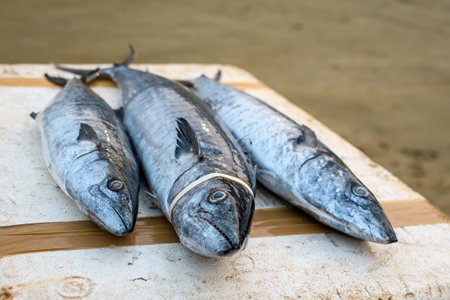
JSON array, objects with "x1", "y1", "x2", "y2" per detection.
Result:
[{"x1": 0, "y1": 0, "x2": 449, "y2": 215}]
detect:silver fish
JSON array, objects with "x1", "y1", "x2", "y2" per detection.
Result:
[
  {"x1": 31, "y1": 75, "x2": 139, "y2": 236},
  {"x1": 57, "y1": 58, "x2": 257, "y2": 257},
  {"x1": 113, "y1": 67, "x2": 256, "y2": 256},
  {"x1": 184, "y1": 73, "x2": 397, "y2": 244}
]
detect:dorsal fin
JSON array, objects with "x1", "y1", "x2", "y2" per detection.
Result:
[
  {"x1": 293, "y1": 125, "x2": 318, "y2": 149},
  {"x1": 177, "y1": 70, "x2": 221, "y2": 88},
  {"x1": 175, "y1": 118, "x2": 202, "y2": 159},
  {"x1": 77, "y1": 123, "x2": 100, "y2": 145},
  {"x1": 213, "y1": 70, "x2": 222, "y2": 81}
]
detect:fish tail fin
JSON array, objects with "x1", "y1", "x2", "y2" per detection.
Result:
[
  {"x1": 44, "y1": 73, "x2": 68, "y2": 86},
  {"x1": 82, "y1": 68, "x2": 102, "y2": 83},
  {"x1": 30, "y1": 112, "x2": 38, "y2": 119},
  {"x1": 115, "y1": 43, "x2": 137, "y2": 67},
  {"x1": 54, "y1": 44, "x2": 137, "y2": 79},
  {"x1": 53, "y1": 64, "x2": 108, "y2": 80},
  {"x1": 45, "y1": 68, "x2": 101, "y2": 85}
]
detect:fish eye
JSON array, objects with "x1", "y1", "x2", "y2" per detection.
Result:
[
  {"x1": 209, "y1": 191, "x2": 227, "y2": 203},
  {"x1": 108, "y1": 179, "x2": 124, "y2": 191},
  {"x1": 352, "y1": 186, "x2": 369, "y2": 197}
]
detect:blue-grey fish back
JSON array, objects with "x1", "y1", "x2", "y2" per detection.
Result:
[
  {"x1": 189, "y1": 75, "x2": 397, "y2": 244},
  {"x1": 103, "y1": 67, "x2": 256, "y2": 257},
  {"x1": 32, "y1": 78, "x2": 139, "y2": 236}
]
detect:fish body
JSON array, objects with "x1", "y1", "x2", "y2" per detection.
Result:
[
  {"x1": 102, "y1": 66, "x2": 256, "y2": 257},
  {"x1": 186, "y1": 75, "x2": 397, "y2": 244},
  {"x1": 32, "y1": 78, "x2": 139, "y2": 236}
]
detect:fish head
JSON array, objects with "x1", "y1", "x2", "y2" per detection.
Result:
[
  {"x1": 65, "y1": 159, "x2": 139, "y2": 236},
  {"x1": 298, "y1": 154, "x2": 397, "y2": 244},
  {"x1": 170, "y1": 177, "x2": 255, "y2": 257}
]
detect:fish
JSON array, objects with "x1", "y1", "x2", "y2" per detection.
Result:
[
  {"x1": 56, "y1": 48, "x2": 257, "y2": 257},
  {"x1": 30, "y1": 73, "x2": 139, "y2": 236},
  {"x1": 181, "y1": 72, "x2": 397, "y2": 244}
]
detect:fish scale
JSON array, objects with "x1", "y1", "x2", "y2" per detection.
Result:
[
  {"x1": 187, "y1": 74, "x2": 397, "y2": 244},
  {"x1": 91, "y1": 65, "x2": 257, "y2": 257},
  {"x1": 31, "y1": 78, "x2": 139, "y2": 236}
]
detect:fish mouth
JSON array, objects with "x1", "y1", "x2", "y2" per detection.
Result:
[
  {"x1": 196, "y1": 215, "x2": 237, "y2": 249},
  {"x1": 83, "y1": 185, "x2": 136, "y2": 236},
  {"x1": 189, "y1": 214, "x2": 243, "y2": 256},
  {"x1": 88, "y1": 204, "x2": 134, "y2": 236},
  {"x1": 110, "y1": 205, "x2": 135, "y2": 235}
]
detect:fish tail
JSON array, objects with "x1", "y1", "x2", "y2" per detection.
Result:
[
  {"x1": 44, "y1": 73, "x2": 68, "y2": 86},
  {"x1": 114, "y1": 43, "x2": 137, "y2": 67},
  {"x1": 54, "y1": 44, "x2": 137, "y2": 80},
  {"x1": 53, "y1": 63, "x2": 108, "y2": 80},
  {"x1": 45, "y1": 68, "x2": 101, "y2": 85}
]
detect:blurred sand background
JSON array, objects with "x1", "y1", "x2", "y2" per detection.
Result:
[{"x1": 0, "y1": 1, "x2": 448, "y2": 216}]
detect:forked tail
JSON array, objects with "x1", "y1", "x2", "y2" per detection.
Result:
[
  {"x1": 44, "y1": 68, "x2": 101, "y2": 86},
  {"x1": 54, "y1": 44, "x2": 137, "y2": 78}
]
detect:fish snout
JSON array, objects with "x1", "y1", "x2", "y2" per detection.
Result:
[
  {"x1": 170, "y1": 197, "x2": 250, "y2": 257},
  {"x1": 369, "y1": 223, "x2": 398, "y2": 244},
  {"x1": 174, "y1": 214, "x2": 247, "y2": 257},
  {"x1": 298, "y1": 155, "x2": 397, "y2": 244},
  {"x1": 74, "y1": 184, "x2": 137, "y2": 236},
  {"x1": 103, "y1": 202, "x2": 136, "y2": 236}
]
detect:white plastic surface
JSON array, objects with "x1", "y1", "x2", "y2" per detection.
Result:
[{"x1": 0, "y1": 64, "x2": 448, "y2": 299}]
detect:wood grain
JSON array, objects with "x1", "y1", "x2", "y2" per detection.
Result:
[
  {"x1": 0, "y1": 77, "x2": 268, "y2": 90},
  {"x1": 1, "y1": 199, "x2": 447, "y2": 258}
]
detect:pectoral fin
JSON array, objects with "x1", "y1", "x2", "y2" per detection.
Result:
[
  {"x1": 175, "y1": 118, "x2": 202, "y2": 160},
  {"x1": 77, "y1": 123, "x2": 100, "y2": 147}
]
